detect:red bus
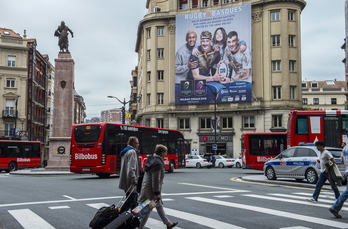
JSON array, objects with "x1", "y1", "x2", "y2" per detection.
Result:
[
  {"x1": 70, "y1": 123, "x2": 186, "y2": 178},
  {"x1": 287, "y1": 110, "x2": 348, "y2": 148},
  {"x1": 0, "y1": 140, "x2": 42, "y2": 172},
  {"x1": 241, "y1": 132, "x2": 287, "y2": 170}
]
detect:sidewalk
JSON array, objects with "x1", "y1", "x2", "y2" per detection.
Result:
[{"x1": 9, "y1": 168, "x2": 73, "y2": 176}]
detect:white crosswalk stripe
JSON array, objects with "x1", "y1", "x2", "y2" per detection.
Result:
[
  {"x1": 8, "y1": 209, "x2": 55, "y2": 229},
  {"x1": 187, "y1": 196, "x2": 348, "y2": 228}
]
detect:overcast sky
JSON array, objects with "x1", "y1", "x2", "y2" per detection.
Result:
[{"x1": 1, "y1": 0, "x2": 345, "y2": 119}]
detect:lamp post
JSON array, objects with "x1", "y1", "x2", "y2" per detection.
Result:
[
  {"x1": 204, "y1": 85, "x2": 226, "y2": 155},
  {"x1": 14, "y1": 95, "x2": 20, "y2": 138}
]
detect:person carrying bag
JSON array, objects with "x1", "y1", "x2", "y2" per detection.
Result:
[{"x1": 138, "y1": 144, "x2": 178, "y2": 229}]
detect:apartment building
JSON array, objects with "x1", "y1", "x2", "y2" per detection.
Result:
[{"x1": 131, "y1": 0, "x2": 306, "y2": 158}]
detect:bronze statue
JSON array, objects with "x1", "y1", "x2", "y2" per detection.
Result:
[{"x1": 54, "y1": 21, "x2": 74, "y2": 52}]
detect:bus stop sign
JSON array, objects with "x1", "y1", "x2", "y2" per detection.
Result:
[{"x1": 212, "y1": 144, "x2": 217, "y2": 150}]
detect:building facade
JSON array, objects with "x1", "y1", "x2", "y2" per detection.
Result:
[
  {"x1": 132, "y1": 0, "x2": 306, "y2": 157},
  {"x1": 302, "y1": 80, "x2": 347, "y2": 110}
]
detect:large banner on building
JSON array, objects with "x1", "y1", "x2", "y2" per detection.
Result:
[{"x1": 175, "y1": 3, "x2": 252, "y2": 105}]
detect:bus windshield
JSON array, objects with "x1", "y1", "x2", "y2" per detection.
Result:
[{"x1": 73, "y1": 125, "x2": 102, "y2": 143}]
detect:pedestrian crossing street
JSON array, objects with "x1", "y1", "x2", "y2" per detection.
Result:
[{"x1": 3, "y1": 190, "x2": 348, "y2": 229}]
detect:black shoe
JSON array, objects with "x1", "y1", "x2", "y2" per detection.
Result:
[
  {"x1": 329, "y1": 208, "x2": 342, "y2": 218},
  {"x1": 167, "y1": 222, "x2": 178, "y2": 229}
]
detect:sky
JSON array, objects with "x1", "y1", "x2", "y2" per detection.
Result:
[{"x1": 1, "y1": 0, "x2": 346, "y2": 119}]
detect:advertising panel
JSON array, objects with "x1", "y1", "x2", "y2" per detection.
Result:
[{"x1": 175, "y1": 4, "x2": 252, "y2": 105}]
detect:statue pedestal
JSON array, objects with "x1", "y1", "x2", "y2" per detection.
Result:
[{"x1": 46, "y1": 53, "x2": 74, "y2": 170}]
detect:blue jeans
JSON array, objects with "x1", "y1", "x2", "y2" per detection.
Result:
[
  {"x1": 312, "y1": 171, "x2": 340, "y2": 201},
  {"x1": 331, "y1": 172, "x2": 348, "y2": 212}
]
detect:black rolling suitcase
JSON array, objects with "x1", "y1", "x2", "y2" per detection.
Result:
[
  {"x1": 103, "y1": 211, "x2": 139, "y2": 229},
  {"x1": 89, "y1": 185, "x2": 136, "y2": 229}
]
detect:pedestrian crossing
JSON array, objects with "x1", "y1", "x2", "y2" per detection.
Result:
[{"x1": 3, "y1": 190, "x2": 348, "y2": 229}]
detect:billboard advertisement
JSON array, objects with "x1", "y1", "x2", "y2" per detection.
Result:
[{"x1": 175, "y1": 4, "x2": 252, "y2": 105}]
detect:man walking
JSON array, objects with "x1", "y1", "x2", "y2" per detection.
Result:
[
  {"x1": 306, "y1": 141, "x2": 340, "y2": 203},
  {"x1": 329, "y1": 143, "x2": 348, "y2": 218},
  {"x1": 118, "y1": 136, "x2": 140, "y2": 213}
]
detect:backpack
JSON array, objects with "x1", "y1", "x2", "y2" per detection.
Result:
[{"x1": 89, "y1": 204, "x2": 120, "y2": 229}]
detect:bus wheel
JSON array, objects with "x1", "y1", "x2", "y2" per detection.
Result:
[
  {"x1": 96, "y1": 173, "x2": 111, "y2": 178},
  {"x1": 196, "y1": 163, "x2": 202, "y2": 169},
  {"x1": 168, "y1": 162, "x2": 175, "y2": 173},
  {"x1": 265, "y1": 166, "x2": 276, "y2": 180},
  {"x1": 306, "y1": 168, "x2": 318, "y2": 184},
  {"x1": 8, "y1": 162, "x2": 18, "y2": 172}
]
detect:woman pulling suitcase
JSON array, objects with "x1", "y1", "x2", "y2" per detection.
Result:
[{"x1": 138, "y1": 144, "x2": 178, "y2": 229}]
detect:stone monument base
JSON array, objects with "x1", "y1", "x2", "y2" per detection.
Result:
[{"x1": 45, "y1": 137, "x2": 71, "y2": 170}]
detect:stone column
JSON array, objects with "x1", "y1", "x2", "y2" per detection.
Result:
[{"x1": 46, "y1": 53, "x2": 74, "y2": 170}]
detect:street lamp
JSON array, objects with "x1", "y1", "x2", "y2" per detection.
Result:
[
  {"x1": 107, "y1": 96, "x2": 132, "y2": 124},
  {"x1": 204, "y1": 85, "x2": 226, "y2": 155}
]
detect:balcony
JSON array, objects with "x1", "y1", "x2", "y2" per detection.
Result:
[{"x1": 2, "y1": 110, "x2": 17, "y2": 119}]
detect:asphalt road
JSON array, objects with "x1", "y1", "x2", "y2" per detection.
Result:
[{"x1": 1, "y1": 168, "x2": 348, "y2": 229}]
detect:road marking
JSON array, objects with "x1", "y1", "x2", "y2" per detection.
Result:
[
  {"x1": 188, "y1": 197, "x2": 348, "y2": 228},
  {"x1": 164, "y1": 207, "x2": 246, "y2": 229},
  {"x1": 146, "y1": 218, "x2": 183, "y2": 229},
  {"x1": 8, "y1": 209, "x2": 55, "y2": 229},
  {"x1": 244, "y1": 194, "x2": 348, "y2": 211},
  {"x1": 49, "y1": 206, "x2": 70, "y2": 209},
  {"x1": 214, "y1": 195, "x2": 234, "y2": 198},
  {"x1": 179, "y1": 182, "x2": 250, "y2": 192},
  {"x1": 87, "y1": 203, "x2": 110, "y2": 209},
  {"x1": 62, "y1": 195, "x2": 76, "y2": 200},
  {"x1": 280, "y1": 227, "x2": 311, "y2": 229}
]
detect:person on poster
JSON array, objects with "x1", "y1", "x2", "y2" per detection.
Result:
[
  {"x1": 223, "y1": 31, "x2": 251, "y2": 82},
  {"x1": 212, "y1": 27, "x2": 228, "y2": 59},
  {"x1": 175, "y1": 30, "x2": 198, "y2": 84},
  {"x1": 190, "y1": 31, "x2": 228, "y2": 84}
]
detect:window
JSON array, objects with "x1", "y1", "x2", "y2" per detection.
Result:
[
  {"x1": 5, "y1": 99, "x2": 15, "y2": 116},
  {"x1": 146, "y1": 28, "x2": 151, "y2": 38},
  {"x1": 157, "y1": 93, "x2": 164, "y2": 104},
  {"x1": 289, "y1": 35, "x2": 295, "y2": 47},
  {"x1": 288, "y1": 10, "x2": 295, "y2": 21},
  {"x1": 272, "y1": 60, "x2": 281, "y2": 71},
  {"x1": 243, "y1": 116, "x2": 255, "y2": 128},
  {"x1": 302, "y1": 98, "x2": 308, "y2": 105},
  {"x1": 289, "y1": 60, "x2": 296, "y2": 71},
  {"x1": 179, "y1": 0, "x2": 188, "y2": 10},
  {"x1": 313, "y1": 98, "x2": 319, "y2": 105},
  {"x1": 147, "y1": 71, "x2": 151, "y2": 81},
  {"x1": 157, "y1": 70, "x2": 164, "y2": 80},
  {"x1": 179, "y1": 118, "x2": 190, "y2": 129},
  {"x1": 145, "y1": 119, "x2": 151, "y2": 127},
  {"x1": 273, "y1": 86, "x2": 281, "y2": 99},
  {"x1": 202, "y1": 0, "x2": 208, "y2": 7},
  {"x1": 311, "y1": 82, "x2": 318, "y2": 88},
  {"x1": 221, "y1": 117, "x2": 233, "y2": 128},
  {"x1": 157, "y1": 27, "x2": 164, "y2": 36},
  {"x1": 302, "y1": 82, "x2": 306, "y2": 88},
  {"x1": 147, "y1": 50, "x2": 151, "y2": 60},
  {"x1": 223, "y1": 0, "x2": 230, "y2": 3},
  {"x1": 271, "y1": 35, "x2": 280, "y2": 47},
  {"x1": 6, "y1": 78, "x2": 15, "y2": 88},
  {"x1": 157, "y1": 118, "x2": 164, "y2": 128},
  {"x1": 271, "y1": 11, "x2": 280, "y2": 21},
  {"x1": 290, "y1": 86, "x2": 296, "y2": 99},
  {"x1": 7, "y1": 56, "x2": 16, "y2": 67},
  {"x1": 331, "y1": 98, "x2": 337, "y2": 105},
  {"x1": 157, "y1": 48, "x2": 164, "y2": 59},
  {"x1": 200, "y1": 118, "x2": 211, "y2": 129},
  {"x1": 147, "y1": 94, "x2": 151, "y2": 105},
  {"x1": 272, "y1": 115, "x2": 282, "y2": 127},
  {"x1": 5, "y1": 122, "x2": 14, "y2": 136}
]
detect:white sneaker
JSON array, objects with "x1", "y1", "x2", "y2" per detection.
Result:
[{"x1": 306, "y1": 198, "x2": 317, "y2": 203}]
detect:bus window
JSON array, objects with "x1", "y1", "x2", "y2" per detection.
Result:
[
  {"x1": 74, "y1": 125, "x2": 102, "y2": 143},
  {"x1": 342, "y1": 117, "x2": 348, "y2": 135},
  {"x1": 296, "y1": 117, "x2": 308, "y2": 134}
]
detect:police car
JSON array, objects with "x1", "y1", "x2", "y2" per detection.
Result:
[{"x1": 263, "y1": 145, "x2": 344, "y2": 184}]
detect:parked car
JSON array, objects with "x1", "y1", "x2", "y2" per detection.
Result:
[
  {"x1": 185, "y1": 155, "x2": 212, "y2": 168},
  {"x1": 233, "y1": 156, "x2": 243, "y2": 168},
  {"x1": 263, "y1": 145, "x2": 344, "y2": 184},
  {"x1": 214, "y1": 155, "x2": 234, "y2": 168}
]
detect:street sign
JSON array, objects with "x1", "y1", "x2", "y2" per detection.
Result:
[
  {"x1": 212, "y1": 144, "x2": 217, "y2": 150},
  {"x1": 126, "y1": 113, "x2": 131, "y2": 118}
]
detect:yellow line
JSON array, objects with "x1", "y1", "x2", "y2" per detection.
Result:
[{"x1": 230, "y1": 177, "x2": 329, "y2": 191}]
